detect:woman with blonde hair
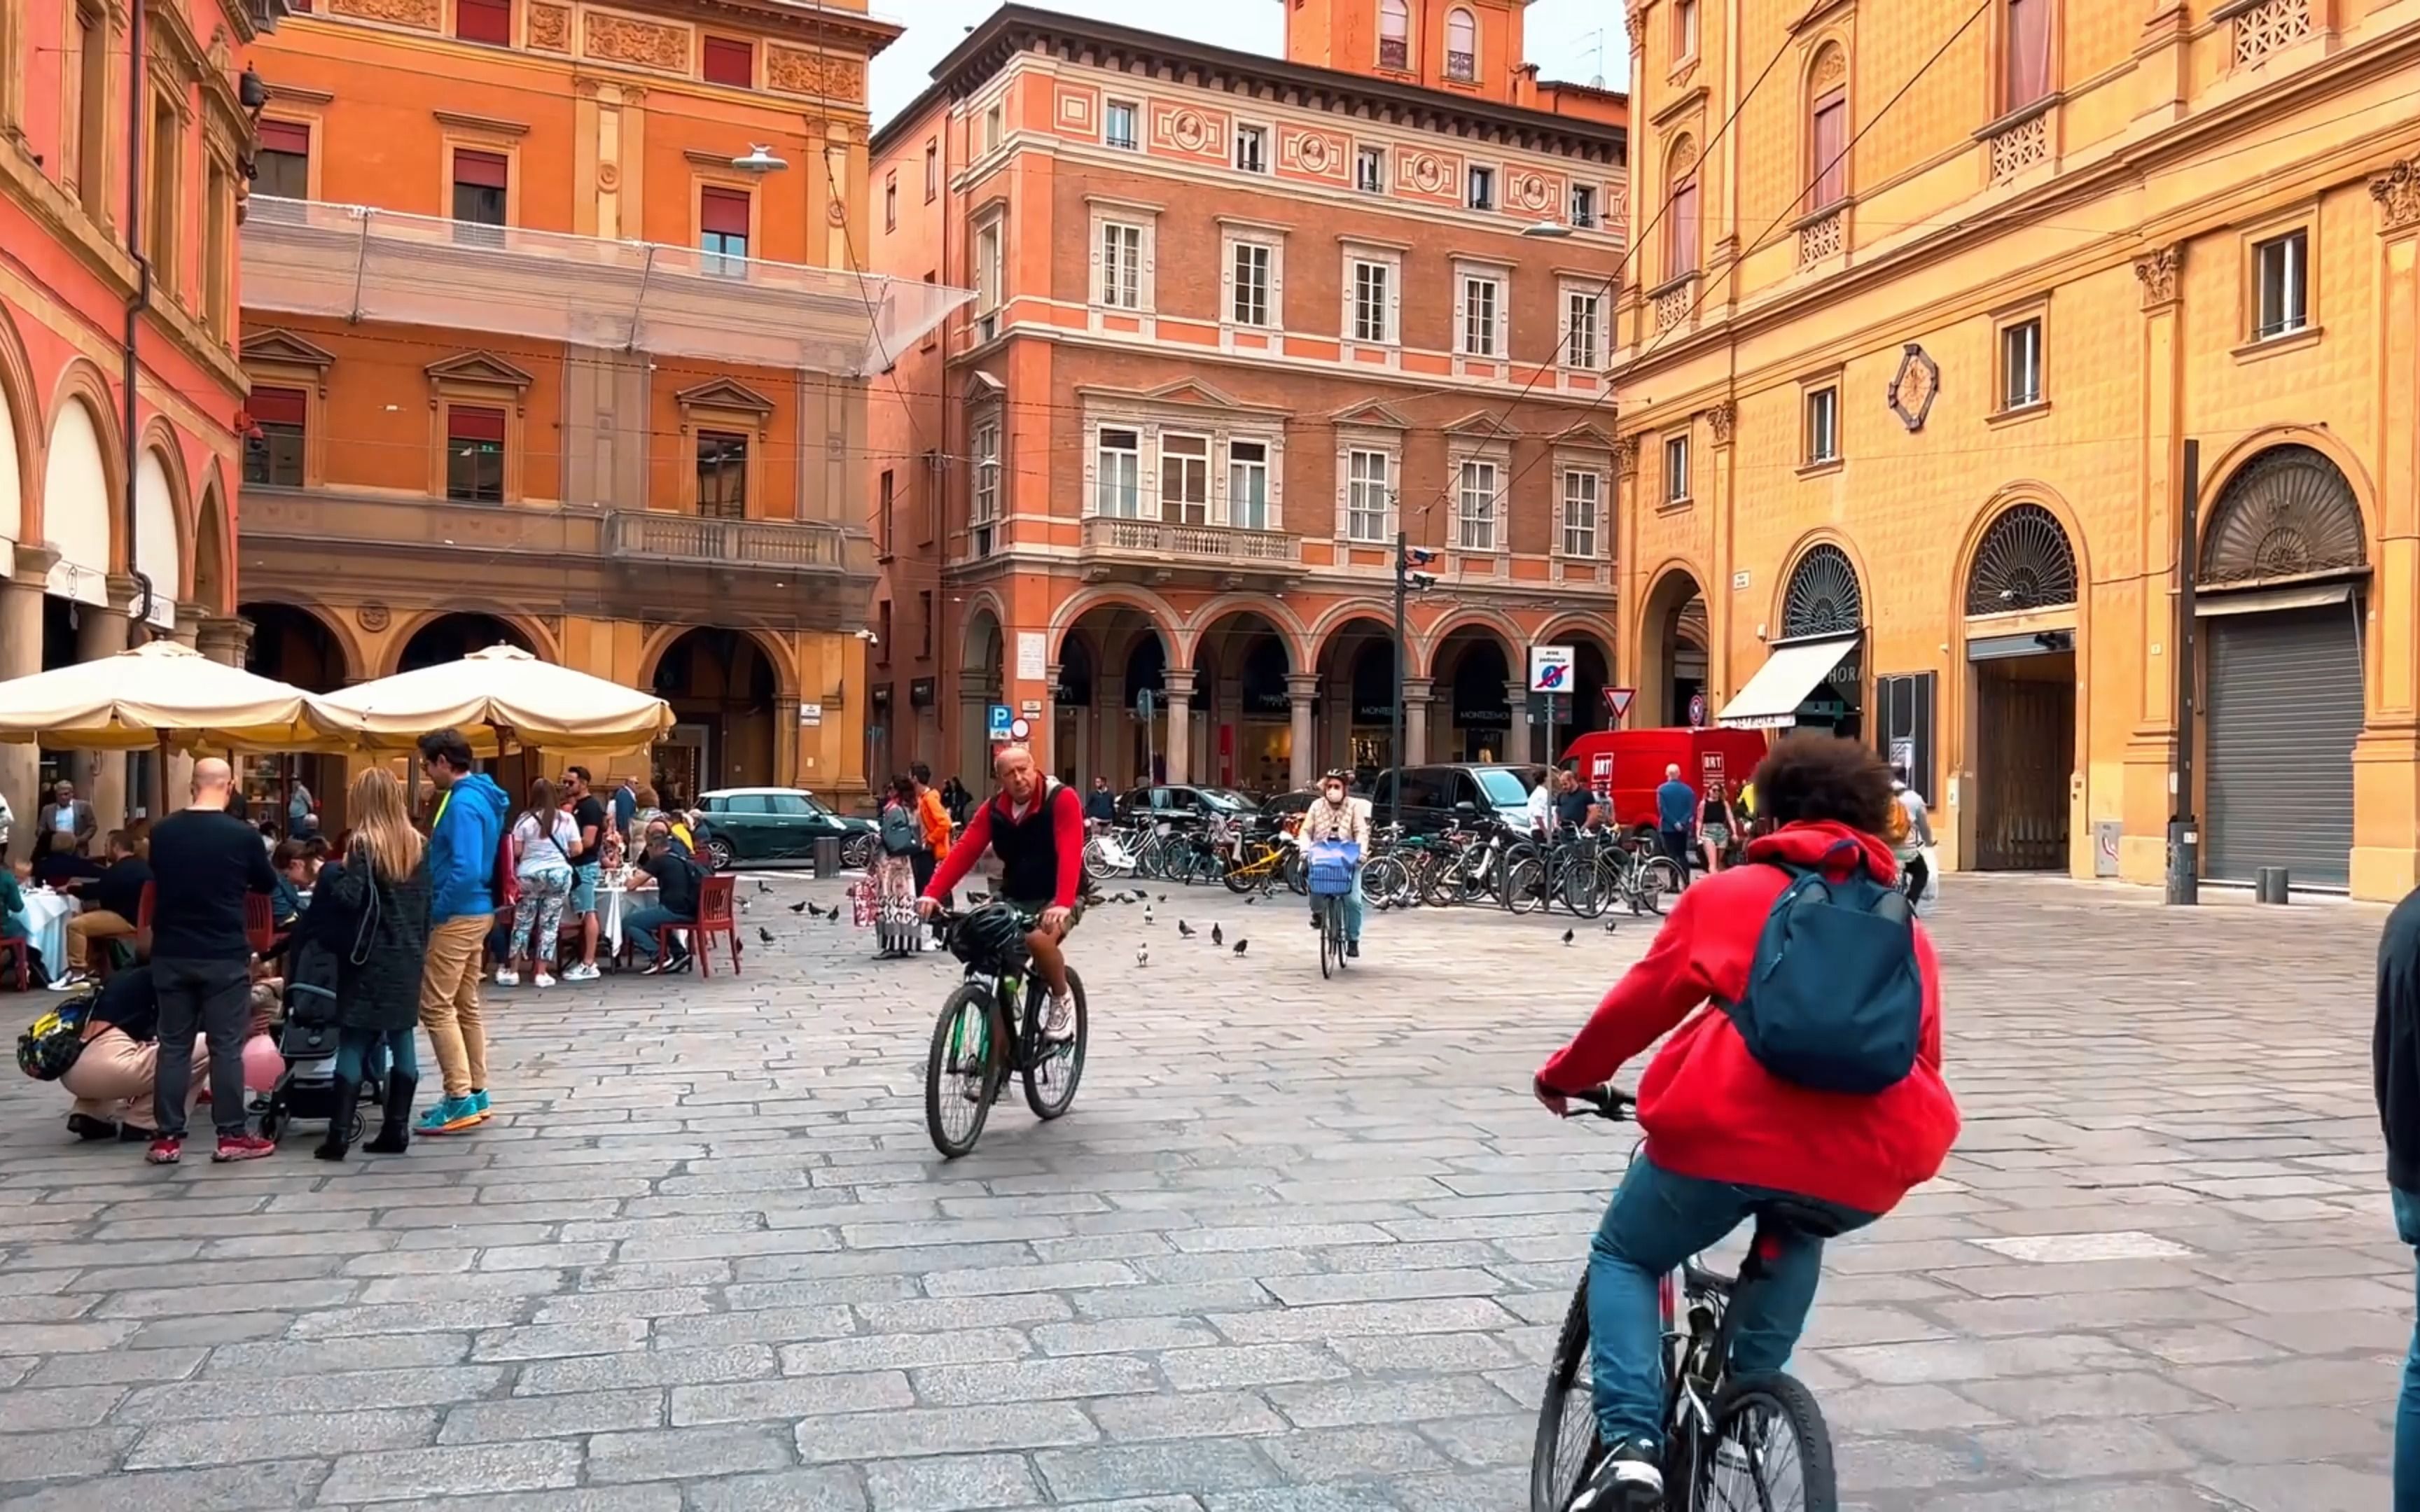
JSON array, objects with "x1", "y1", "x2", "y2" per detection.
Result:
[{"x1": 310, "y1": 766, "x2": 433, "y2": 1159}]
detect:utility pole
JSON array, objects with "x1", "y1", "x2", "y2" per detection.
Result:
[
  {"x1": 1389, "y1": 526, "x2": 1437, "y2": 830},
  {"x1": 2167, "y1": 438, "x2": 2200, "y2": 905}
]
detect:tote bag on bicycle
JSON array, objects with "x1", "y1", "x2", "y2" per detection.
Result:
[{"x1": 1307, "y1": 839, "x2": 1361, "y2": 897}]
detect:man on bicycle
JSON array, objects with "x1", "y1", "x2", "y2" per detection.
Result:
[
  {"x1": 1298, "y1": 770, "x2": 1370, "y2": 959},
  {"x1": 917, "y1": 744, "x2": 1084, "y2": 1042},
  {"x1": 1534, "y1": 736, "x2": 1959, "y2": 1509}
]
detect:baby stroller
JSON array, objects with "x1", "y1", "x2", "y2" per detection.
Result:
[{"x1": 253, "y1": 895, "x2": 380, "y2": 1143}]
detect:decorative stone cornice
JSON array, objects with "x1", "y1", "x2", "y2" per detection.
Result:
[
  {"x1": 2372, "y1": 158, "x2": 2420, "y2": 234},
  {"x1": 2133, "y1": 244, "x2": 2184, "y2": 309},
  {"x1": 1703, "y1": 402, "x2": 1735, "y2": 447},
  {"x1": 1612, "y1": 435, "x2": 1641, "y2": 477}
]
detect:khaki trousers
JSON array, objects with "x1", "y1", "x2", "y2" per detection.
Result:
[
  {"x1": 417, "y1": 913, "x2": 491, "y2": 1099},
  {"x1": 65, "y1": 909, "x2": 135, "y2": 970},
  {"x1": 62, "y1": 1027, "x2": 284, "y2": 1122}
]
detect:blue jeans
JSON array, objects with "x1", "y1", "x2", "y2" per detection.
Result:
[
  {"x1": 2395, "y1": 1187, "x2": 2420, "y2": 1510},
  {"x1": 1311, "y1": 873, "x2": 1364, "y2": 944},
  {"x1": 335, "y1": 1028, "x2": 419, "y2": 1085},
  {"x1": 1587, "y1": 1155, "x2": 1877, "y2": 1448},
  {"x1": 625, "y1": 905, "x2": 690, "y2": 962}
]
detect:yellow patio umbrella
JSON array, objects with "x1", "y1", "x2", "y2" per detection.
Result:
[
  {"x1": 0, "y1": 640, "x2": 348, "y2": 751},
  {"x1": 314, "y1": 644, "x2": 674, "y2": 755}
]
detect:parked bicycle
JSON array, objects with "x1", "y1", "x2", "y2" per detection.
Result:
[
  {"x1": 1531, "y1": 1086, "x2": 1839, "y2": 1512},
  {"x1": 922, "y1": 904, "x2": 1087, "y2": 1159}
]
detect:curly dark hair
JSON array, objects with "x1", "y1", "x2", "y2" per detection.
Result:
[{"x1": 1750, "y1": 734, "x2": 1895, "y2": 836}]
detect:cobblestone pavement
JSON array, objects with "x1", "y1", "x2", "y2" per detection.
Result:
[{"x1": 0, "y1": 872, "x2": 2400, "y2": 1511}]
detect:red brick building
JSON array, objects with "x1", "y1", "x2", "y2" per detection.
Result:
[
  {"x1": 868, "y1": 2, "x2": 1627, "y2": 794},
  {"x1": 1, "y1": 0, "x2": 276, "y2": 849}
]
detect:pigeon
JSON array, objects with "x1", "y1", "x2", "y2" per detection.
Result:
[
  {"x1": 789, "y1": 900, "x2": 809, "y2": 913},
  {"x1": 1136, "y1": 945, "x2": 1149, "y2": 967},
  {"x1": 1157, "y1": 894, "x2": 1167, "y2": 903},
  {"x1": 756, "y1": 879, "x2": 773, "y2": 895},
  {"x1": 1143, "y1": 910, "x2": 1154, "y2": 926},
  {"x1": 1232, "y1": 939, "x2": 1249, "y2": 956},
  {"x1": 1177, "y1": 920, "x2": 1195, "y2": 938},
  {"x1": 1604, "y1": 918, "x2": 1620, "y2": 933},
  {"x1": 758, "y1": 926, "x2": 776, "y2": 944},
  {"x1": 1211, "y1": 923, "x2": 1223, "y2": 946},
  {"x1": 1563, "y1": 929, "x2": 1575, "y2": 945},
  {"x1": 1245, "y1": 895, "x2": 1258, "y2": 906}
]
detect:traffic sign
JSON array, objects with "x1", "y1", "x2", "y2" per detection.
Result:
[
  {"x1": 1605, "y1": 687, "x2": 1636, "y2": 722},
  {"x1": 1010, "y1": 718, "x2": 1032, "y2": 740},
  {"x1": 987, "y1": 704, "x2": 1013, "y2": 741},
  {"x1": 1528, "y1": 645, "x2": 1574, "y2": 693},
  {"x1": 1688, "y1": 692, "x2": 1709, "y2": 728}
]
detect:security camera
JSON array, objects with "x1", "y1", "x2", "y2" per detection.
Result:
[{"x1": 856, "y1": 629, "x2": 880, "y2": 645}]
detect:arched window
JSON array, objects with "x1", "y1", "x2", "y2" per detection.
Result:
[
  {"x1": 1783, "y1": 543, "x2": 1863, "y2": 638},
  {"x1": 1966, "y1": 503, "x2": 2078, "y2": 615},
  {"x1": 1445, "y1": 7, "x2": 1475, "y2": 82},
  {"x1": 1378, "y1": 0, "x2": 1409, "y2": 70},
  {"x1": 1666, "y1": 136, "x2": 1700, "y2": 278},
  {"x1": 1806, "y1": 45, "x2": 1848, "y2": 214}
]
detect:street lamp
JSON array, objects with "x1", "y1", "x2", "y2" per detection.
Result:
[
  {"x1": 1389, "y1": 533, "x2": 1440, "y2": 830},
  {"x1": 1520, "y1": 220, "x2": 1573, "y2": 239},
  {"x1": 730, "y1": 144, "x2": 788, "y2": 174}
]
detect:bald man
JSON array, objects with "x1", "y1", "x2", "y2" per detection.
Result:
[{"x1": 141, "y1": 757, "x2": 281, "y2": 1164}]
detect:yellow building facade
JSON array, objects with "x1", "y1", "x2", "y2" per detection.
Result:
[{"x1": 1613, "y1": 0, "x2": 2420, "y2": 897}]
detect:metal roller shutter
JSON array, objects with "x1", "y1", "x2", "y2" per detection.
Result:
[{"x1": 2205, "y1": 604, "x2": 2363, "y2": 888}]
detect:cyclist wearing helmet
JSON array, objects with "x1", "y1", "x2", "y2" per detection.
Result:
[
  {"x1": 918, "y1": 744, "x2": 1084, "y2": 1040},
  {"x1": 1298, "y1": 770, "x2": 1370, "y2": 958}
]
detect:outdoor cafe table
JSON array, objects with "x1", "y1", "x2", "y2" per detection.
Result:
[{"x1": 19, "y1": 890, "x2": 76, "y2": 980}]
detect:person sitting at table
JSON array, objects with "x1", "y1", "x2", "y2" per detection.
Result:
[
  {"x1": 53, "y1": 831, "x2": 151, "y2": 990},
  {"x1": 625, "y1": 825, "x2": 702, "y2": 976},
  {"x1": 2, "y1": 858, "x2": 32, "y2": 972},
  {"x1": 57, "y1": 964, "x2": 284, "y2": 1142}
]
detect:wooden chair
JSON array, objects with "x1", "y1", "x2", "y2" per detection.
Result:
[
  {"x1": 0, "y1": 936, "x2": 29, "y2": 990},
  {"x1": 690, "y1": 874, "x2": 741, "y2": 977}
]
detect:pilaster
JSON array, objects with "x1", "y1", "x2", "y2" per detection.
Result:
[{"x1": 2120, "y1": 243, "x2": 2187, "y2": 886}]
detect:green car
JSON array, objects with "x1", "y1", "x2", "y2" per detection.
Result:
[{"x1": 692, "y1": 787, "x2": 878, "y2": 872}]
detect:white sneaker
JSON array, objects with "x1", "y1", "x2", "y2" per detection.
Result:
[
  {"x1": 1043, "y1": 994, "x2": 1077, "y2": 1043},
  {"x1": 494, "y1": 968, "x2": 519, "y2": 987},
  {"x1": 565, "y1": 962, "x2": 601, "y2": 983},
  {"x1": 46, "y1": 973, "x2": 91, "y2": 993},
  {"x1": 534, "y1": 972, "x2": 557, "y2": 989}
]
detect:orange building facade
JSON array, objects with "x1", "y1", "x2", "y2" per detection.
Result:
[
  {"x1": 868, "y1": 4, "x2": 1629, "y2": 794},
  {"x1": 231, "y1": 0, "x2": 954, "y2": 810},
  {"x1": 1, "y1": 0, "x2": 272, "y2": 855}
]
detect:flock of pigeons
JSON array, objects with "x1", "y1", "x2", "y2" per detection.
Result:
[{"x1": 1090, "y1": 890, "x2": 1249, "y2": 970}]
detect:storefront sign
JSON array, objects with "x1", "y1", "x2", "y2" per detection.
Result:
[
  {"x1": 908, "y1": 678, "x2": 934, "y2": 708},
  {"x1": 797, "y1": 702, "x2": 823, "y2": 727},
  {"x1": 1020, "y1": 700, "x2": 1042, "y2": 717}
]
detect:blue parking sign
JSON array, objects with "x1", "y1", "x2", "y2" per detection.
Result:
[{"x1": 987, "y1": 704, "x2": 1015, "y2": 741}]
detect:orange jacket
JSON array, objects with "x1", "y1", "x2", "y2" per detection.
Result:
[{"x1": 917, "y1": 788, "x2": 952, "y2": 858}]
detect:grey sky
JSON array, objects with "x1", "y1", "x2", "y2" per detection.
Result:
[{"x1": 870, "y1": 1, "x2": 1629, "y2": 130}]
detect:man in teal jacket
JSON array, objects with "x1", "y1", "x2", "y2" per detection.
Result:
[{"x1": 415, "y1": 729, "x2": 509, "y2": 1135}]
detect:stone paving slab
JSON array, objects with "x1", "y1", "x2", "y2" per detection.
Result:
[{"x1": 0, "y1": 872, "x2": 2401, "y2": 1508}]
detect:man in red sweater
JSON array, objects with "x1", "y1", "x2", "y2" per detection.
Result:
[
  {"x1": 919, "y1": 744, "x2": 1085, "y2": 1040},
  {"x1": 1537, "y1": 736, "x2": 1960, "y2": 1510}
]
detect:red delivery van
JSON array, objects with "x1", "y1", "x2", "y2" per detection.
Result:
[{"x1": 1559, "y1": 727, "x2": 1772, "y2": 835}]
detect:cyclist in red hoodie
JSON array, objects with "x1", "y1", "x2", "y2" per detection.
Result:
[{"x1": 1537, "y1": 736, "x2": 1960, "y2": 1510}]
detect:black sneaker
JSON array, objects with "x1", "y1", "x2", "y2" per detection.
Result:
[
  {"x1": 68, "y1": 1113, "x2": 117, "y2": 1142},
  {"x1": 1569, "y1": 1438, "x2": 1663, "y2": 1511},
  {"x1": 1346, "y1": 940, "x2": 1360, "y2": 959}
]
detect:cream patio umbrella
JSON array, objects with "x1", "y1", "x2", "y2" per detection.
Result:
[
  {"x1": 0, "y1": 640, "x2": 347, "y2": 751},
  {"x1": 314, "y1": 644, "x2": 674, "y2": 755}
]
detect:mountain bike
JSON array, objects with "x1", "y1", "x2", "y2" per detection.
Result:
[
  {"x1": 1531, "y1": 1086, "x2": 1838, "y2": 1512},
  {"x1": 922, "y1": 910, "x2": 1087, "y2": 1159}
]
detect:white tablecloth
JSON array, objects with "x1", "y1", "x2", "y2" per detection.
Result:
[
  {"x1": 20, "y1": 892, "x2": 76, "y2": 976},
  {"x1": 598, "y1": 885, "x2": 627, "y2": 955}
]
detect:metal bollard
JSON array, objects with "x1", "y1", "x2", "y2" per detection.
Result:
[
  {"x1": 813, "y1": 835, "x2": 842, "y2": 878},
  {"x1": 2254, "y1": 866, "x2": 2290, "y2": 904}
]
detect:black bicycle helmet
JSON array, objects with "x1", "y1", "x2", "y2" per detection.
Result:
[{"x1": 949, "y1": 901, "x2": 1031, "y2": 971}]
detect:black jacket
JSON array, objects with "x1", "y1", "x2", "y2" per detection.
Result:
[
  {"x1": 2378, "y1": 889, "x2": 2420, "y2": 1191},
  {"x1": 311, "y1": 853, "x2": 434, "y2": 1033}
]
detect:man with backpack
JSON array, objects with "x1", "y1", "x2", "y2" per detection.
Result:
[{"x1": 1535, "y1": 735, "x2": 1960, "y2": 1511}]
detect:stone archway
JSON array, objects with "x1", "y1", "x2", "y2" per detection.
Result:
[
  {"x1": 957, "y1": 606, "x2": 1003, "y2": 789},
  {"x1": 1312, "y1": 614, "x2": 1398, "y2": 775},
  {"x1": 1192, "y1": 607, "x2": 1296, "y2": 792},
  {"x1": 1638, "y1": 566, "x2": 1709, "y2": 728},
  {"x1": 650, "y1": 626, "x2": 782, "y2": 800},
  {"x1": 398, "y1": 611, "x2": 532, "y2": 673},
  {"x1": 1059, "y1": 602, "x2": 1174, "y2": 788},
  {"x1": 1429, "y1": 622, "x2": 1522, "y2": 764}
]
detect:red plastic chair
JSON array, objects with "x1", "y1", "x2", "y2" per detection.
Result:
[
  {"x1": 691, "y1": 874, "x2": 741, "y2": 978},
  {"x1": 137, "y1": 881, "x2": 155, "y2": 931},
  {"x1": 1, "y1": 937, "x2": 28, "y2": 990},
  {"x1": 245, "y1": 892, "x2": 277, "y2": 955}
]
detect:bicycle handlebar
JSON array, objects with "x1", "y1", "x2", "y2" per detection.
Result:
[{"x1": 1544, "y1": 1081, "x2": 1635, "y2": 1121}]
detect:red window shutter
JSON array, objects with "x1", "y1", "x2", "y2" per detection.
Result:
[
  {"x1": 453, "y1": 150, "x2": 508, "y2": 190},
  {"x1": 250, "y1": 387, "x2": 307, "y2": 426},
  {"x1": 1671, "y1": 178, "x2": 1699, "y2": 274},
  {"x1": 703, "y1": 36, "x2": 753, "y2": 87},
  {"x1": 456, "y1": 0, "x2": 510, "y2": 45},
  {"x1": 1811, "y1": 94, "x2": 1847, "y2": 210},
  {"x1": 700, "y1": 188, "x2": 751, "y2": 237},
  {"x1": 448, "y1": 406, "x2": 506, "y2": 443},
  {"x1": 258, "y1": 119, "x2": 310, "y2": 155},
  {"x1": 2006, "y1": 0, "x2": 2050, "y2": 108}
]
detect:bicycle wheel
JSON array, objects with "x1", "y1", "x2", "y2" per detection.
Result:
[
  {"x1": 1560, "y1": 859, "x2": 1608, "y2": 918},
  {"x1": 924, "y1": 983, "x2": 1001, "y2": 1159},
  {"x1": 1317, "y1": 897, "x2": 1335, "y2": 979},
  {"x1": 1529, "y1": 1281, "x2": 1599, "y2": 1512},
  {"x1": 1282, "y1": 848, "x2": 1308, "y2": 895},
  {"x1": 1021, "y1": 968, "x2": 1087, "y2": 1120},
  {"x1": 1637, "y1": 856, "x2": 1686, "y2": 917},
  {"x1": 1685, "y1": 1373, "x2": 1836, "y2": 1512},
  {"x1": 1363, "y1": 853, "x2": 1410, "y2": 909},
  {"x1": 1223, "y1": 848, "x2": 1267, "y2": 894},
  {"x1": 1504, "y1": 858, "x2": 1548, "y2": 916}
]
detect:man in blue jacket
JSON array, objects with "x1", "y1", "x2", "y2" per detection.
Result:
[
  {"x1": 415, "y1": 729, "x2": 509, "y2": 1135},
  {"x1": 1655, "y1": 763, "x2": 1697, "y2": 873}
]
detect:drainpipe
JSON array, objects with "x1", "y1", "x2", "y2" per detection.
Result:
[{"x1": 122, "y1": 0, "x2": 155, "y2": 642}]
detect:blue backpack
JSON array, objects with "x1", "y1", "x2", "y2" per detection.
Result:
[{"x1": 1719, "y1": 842, "x2": 1923, "y2": 1094}]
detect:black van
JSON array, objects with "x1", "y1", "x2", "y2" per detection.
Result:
[{"x1": 1364, "y1": 763, "x2": 1545, "y2": 833}]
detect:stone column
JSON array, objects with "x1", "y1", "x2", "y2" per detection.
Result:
[
  {"x1": 0, "y1": 547, "x2": 56, "y2": 864},
  {"x1": 1501, "y1": 678, "x2": 1534, "y2": 766},
  {"x1": 195, "y1": 614, "x2": 252, "y2": 668},
  {"x1": 2119, "y1": 244, "x2": 2188, "y2": 887},
  {"x1": 958, "y1": 687, "x2": 991, "y2": 791},
  {"x1": 161, "y1": 606, "x2": 205, "y2": 816},
  {"x1": 1160, "y1": 668, "x2": 1195, "y2": 785},
  {"x1": 1287, "y1": 673, "x2": 1319, "y2": 791},
  {"x1": 77, "y1": 578, "x2": 135, "y2": 836},
  {"x1": 1097, "y1": 672, "x2": 1126, "y2": 785},
  {"x1": 1402, "y1": 677, "x2": 1433, "y2": 766},
  {"x1": 773, "y1": 695, "x2": 800, "y2": 790},
  {"x1": 2352, "y1": 160, "x2": 2420, "y2": 898}
]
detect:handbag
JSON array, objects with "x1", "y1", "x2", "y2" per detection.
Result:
[{"x1": 17, "y1": 985, "x2": 97, "y2": 1081}]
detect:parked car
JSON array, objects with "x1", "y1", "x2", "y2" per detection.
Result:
[
  {"x1": 691, "y1": 787, "x2": 877, "y2": 871},
  {"x1": 1115, "y1": 785, "x2": 1259, "y2": 825}
]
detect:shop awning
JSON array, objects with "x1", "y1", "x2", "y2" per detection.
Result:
[
  {"x1": 2194, "y1": 581, "x2": 2353, "y2": 617},
  {"x1": 1717, "y1": 636, "x2": 1860, "y2": 729}
]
